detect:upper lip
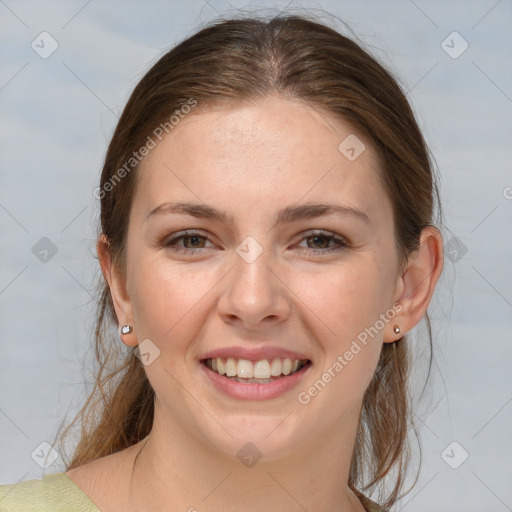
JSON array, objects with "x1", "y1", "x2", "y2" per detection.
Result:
[{"x1": 200, "y1": 346, "x2": 311, "y2": 362}]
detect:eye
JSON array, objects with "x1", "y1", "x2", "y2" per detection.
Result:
[
  {"x1": 296, "y1": 230, "x2": 348, "y2": 255},
  {"x1": 162, "y1": 229, "x2": 348, "y2": 256},
  {"x1": 164, "y1": 231, "x2": 214, "y2": 252}
]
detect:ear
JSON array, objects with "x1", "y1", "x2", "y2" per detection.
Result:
[
  {"x1": 384, "y1": 225, "x2": 444, "y2": 343},
  {"x1": 97, "y1": 234, "x2": 138, "y2": 347}
]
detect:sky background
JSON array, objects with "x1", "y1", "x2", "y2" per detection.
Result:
[{"x1": 1, "y1": 1, "x2": 511, "y2": 511}]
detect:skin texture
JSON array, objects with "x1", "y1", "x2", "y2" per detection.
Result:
[{"x1": 67, "y1": 95, "x2": 443, "y2": 512}]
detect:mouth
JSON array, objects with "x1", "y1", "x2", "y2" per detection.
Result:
[{"x1": 201, "y1": 357, "x2": 311, "y2": 384}]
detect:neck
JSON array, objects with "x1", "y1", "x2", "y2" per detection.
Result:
[{"x1": 127, "y1": 402, "x2": 366, "y2": 512}]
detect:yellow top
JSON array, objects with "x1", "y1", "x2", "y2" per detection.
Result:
[
  {"x1": 0, "y1": 473, "x2": 99, "y2": 512},
  {"x1": 0, "y1": 472, "x2": 385, "y2": 511}
]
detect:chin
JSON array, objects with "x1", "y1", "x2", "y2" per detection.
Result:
[{"x1": 200, "y1": 413, "x2": 308, "y2": 464}]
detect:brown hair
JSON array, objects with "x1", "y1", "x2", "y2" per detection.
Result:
[{"x1": 56, "y1": 13, "x2": 441, "y2": 509}]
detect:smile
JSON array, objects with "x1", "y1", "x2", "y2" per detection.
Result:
[
  {"x1": 200, "y1": 356, "x2": 312, "y2": 400},
  {"x1": 203, "y1": 357, "x2": 309, "y2": 383}
]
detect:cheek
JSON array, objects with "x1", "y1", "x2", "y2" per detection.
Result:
[
  {"x1": 129, "y1": 254, "x2": 220, "y2": 346},
  {"x1": 294, "y1": 294, "x2": 384, "y2": 417},
  {"x1": 289, "y1": 259, "x2": 390, "y2": 396},
  {"x1": 290, "y1": 258, "x2": 390, "y2": 342}
]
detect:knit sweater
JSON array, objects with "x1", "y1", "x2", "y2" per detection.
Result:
[{"x1": 0, "y1": 472, "x2": 385, "y2": 511}]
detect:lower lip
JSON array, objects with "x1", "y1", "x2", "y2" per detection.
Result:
[{"x1": 200, "y1": 361, "x2": 312, "y2": 401}]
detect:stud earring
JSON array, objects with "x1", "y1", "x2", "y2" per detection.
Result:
[
  {"x1": 121, "y1": 325, "x2": 133, "y2": 335},
  {"x1": 393, "y1": 325, "x2": 401, "y2": 334}
]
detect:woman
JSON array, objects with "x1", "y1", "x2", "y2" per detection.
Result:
[{"x1": 0, "y1": 13, "x2": 443, "y2": 512}]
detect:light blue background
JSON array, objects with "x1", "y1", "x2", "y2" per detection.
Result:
[{"x1": 1, "y1": 1, "x2": 511, "y2": 511}]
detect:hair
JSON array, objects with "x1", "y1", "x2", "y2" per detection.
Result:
[{"x1": 56, "y1": 12, "x2": 441, "y2": 510}]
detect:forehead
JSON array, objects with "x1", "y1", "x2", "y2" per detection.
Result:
[{"x1": 133, "y1": 96, "x2": 392, "y2": 229}]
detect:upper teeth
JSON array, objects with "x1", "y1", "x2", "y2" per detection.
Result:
[{"x1": 206, "y1": 357, "x2": 305, "y2": 379}]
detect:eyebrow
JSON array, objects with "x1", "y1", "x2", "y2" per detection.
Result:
[{"x1": 146, "y1": 201, "x2": 371, "y2": 227}]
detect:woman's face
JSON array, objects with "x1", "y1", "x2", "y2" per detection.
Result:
[{"x1": 119, "y1": 96, "x2": 404, "y2": 459}]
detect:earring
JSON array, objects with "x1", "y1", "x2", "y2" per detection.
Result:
[
  {"x1": 121, "y1": 325, "x2": 133, "y2": 335},
  {"x1": 393, "y1": 325, "x2": 401, "y2": 334}
]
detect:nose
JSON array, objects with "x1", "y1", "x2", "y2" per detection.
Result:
[{"x1": 217, "y1": 245, "x2": 291, "y2": 331}]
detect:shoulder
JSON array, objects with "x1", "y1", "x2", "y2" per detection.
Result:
[
  {"x1": 365, "y1": 499, "x2": 389, "y2": 512},
  {"x1": 63, "y1": 441, "x2": 144, "y2": 511},
  {"x1": 359, "y1": 494, "x2": 389, "y2": 512},
  {"x1": 0, "y1": 472, "x2": 99, "y2": 512}
]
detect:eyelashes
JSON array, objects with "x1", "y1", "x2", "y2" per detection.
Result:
[{"x1": 163, "y1": 230, "x2": 348, "y2": 257}]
